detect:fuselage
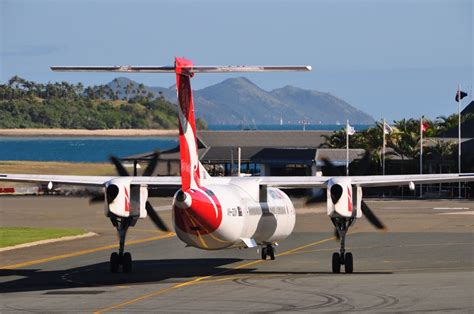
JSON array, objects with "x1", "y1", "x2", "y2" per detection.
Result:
[{"x1": 172, "y1": 178, "x2": 296, "y2": 250}]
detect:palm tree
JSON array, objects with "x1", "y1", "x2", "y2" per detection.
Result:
[
  {"x1": 320, "y1": 129, "x2": 346, "y2": 148},
  {"x1": 387, "y1": 118, "x2": 421, "y2": 174},
  {"x1": 425, "y1": 139, "x2": 456, "y2": 173}
]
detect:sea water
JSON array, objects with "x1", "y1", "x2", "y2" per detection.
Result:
[{"x1": 0, "y1": 137, "x2": 178, "y2": 162}]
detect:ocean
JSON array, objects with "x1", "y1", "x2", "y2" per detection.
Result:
[
  {"x1": 0, "y1": 137, "x2": 178, "y2": 163},
  {"x1": 0, "y1": 124, "x2": 372, "y2": 162}
]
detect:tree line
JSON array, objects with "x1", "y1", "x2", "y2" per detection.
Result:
[
  {"x1": 0, "y1": 76, "x2": 207, "y2": 130},
  {"x1": 321, "y1": 116, "x2": 474, "y2": 174}
]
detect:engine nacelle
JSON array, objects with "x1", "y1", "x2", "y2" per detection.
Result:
[
  {"x1": 327, "y1": 178, "x2": 362, "y2": 219},
  {"x1": 104, "y1": 178, "x2": 148, "y2": 219}
]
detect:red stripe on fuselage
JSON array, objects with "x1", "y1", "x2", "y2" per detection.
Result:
[
  {"x1": 124, "y1": 187, "x2": 130, "y2": 212},
  {"x1": 347, "y1": 187, "x2": 352, "y2": 213}
]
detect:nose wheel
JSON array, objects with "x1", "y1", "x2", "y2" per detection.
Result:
[
  {"x1": 261, "y1": 244, "x2": 275, "y2": 260},
  {"x1": 110, "y1": 252, "x2": 133, "y2": 273},
  {"x1": 331, "y1": 251, "x2": 353, "y2": 273},
  {"x1": 331, "y1": 217, "x2": 354, "y2": 274}
]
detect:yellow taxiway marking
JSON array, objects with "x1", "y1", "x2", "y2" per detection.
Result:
[
  {"x1": 0, "y1": 232, "x2": 176, "y2": 270},
  {"x1": 94, "y1": 235, "x2": 336, "y2": 314}
]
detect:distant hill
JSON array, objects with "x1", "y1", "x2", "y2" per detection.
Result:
[{"x1": 108, "y1": 77, "x2": 375, "y2": 125}]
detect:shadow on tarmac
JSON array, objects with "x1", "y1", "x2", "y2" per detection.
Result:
[{"x1": 0, "y1": 258, "x2": 392, "y2": 294}]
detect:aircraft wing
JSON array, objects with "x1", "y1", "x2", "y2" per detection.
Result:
[
  {"x1": 0, "y1": 174, "x2": 181, "y2": 187},
  {"x1": 258, "y1": 173, "x2": 474, "y2": 188},
  {"x1": 1, "y1": 173, "x2": 472, "y2": 189}
]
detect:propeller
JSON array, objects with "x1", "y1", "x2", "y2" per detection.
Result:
[{"x1": 90, "y1": 151, "x2": 169, "y2": 232}]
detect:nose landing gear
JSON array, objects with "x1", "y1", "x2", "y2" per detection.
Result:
[
  {"x1": 331, "y1": 217, "x2": 354, "y2": 274},
  {"x1": 109, "y1": 216, "x2": 135, "y2": 273}
]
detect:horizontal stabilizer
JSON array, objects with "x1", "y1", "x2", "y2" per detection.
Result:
[{"x1": 51, "y1": 65, "x2": 311, "y2": 73}]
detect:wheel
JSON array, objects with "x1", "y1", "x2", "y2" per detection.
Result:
[
  {"x1": 344, "y1": 252, "x2": 353, "y2": 274},
  {"x1": 268, "y1": 246, "x2": 275, "y2": 260},
  {"x1": 332, "y1": 252, "x2": 341, "y2": 273},
  {"x1": 122, "y1": 252, "x2": 132, "y2": 273},
  {"x1": 261, "y1": 247, "x2": 267, "y2": 260},
  {"x1": 110, "y1": 252, "x2": 119, "y2": 273}
]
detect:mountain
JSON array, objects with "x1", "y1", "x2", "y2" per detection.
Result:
[{"x1": 108, "y1": 77, "x2": 374, "y2": 124}]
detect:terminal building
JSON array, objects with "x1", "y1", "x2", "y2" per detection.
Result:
[{"x1": 123, "y1": 130, "x2": 366, "y2": 177}]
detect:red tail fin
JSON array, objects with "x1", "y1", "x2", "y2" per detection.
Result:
[{"x1": 175, "y1": 57, "x2": 200, "y2": 190}]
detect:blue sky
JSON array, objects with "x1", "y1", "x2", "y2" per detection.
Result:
[{"x1": 1, "y1": 0, "x2": 472, "y2": 121}]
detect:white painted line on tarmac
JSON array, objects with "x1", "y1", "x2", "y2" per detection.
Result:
[
  {"x1": 433, "y1": 207, "x2": 469, "y2": 210},
  {"x1": 0, "y1": 232, "x2": 97, "y2": 252},
  {"x1": 437, "y1": 211, "x2": 474, "y2": 215}
]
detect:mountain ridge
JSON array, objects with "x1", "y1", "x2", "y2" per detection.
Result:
[{"x1": 107, "y1": 77, "x2": 374, "y2": 124}]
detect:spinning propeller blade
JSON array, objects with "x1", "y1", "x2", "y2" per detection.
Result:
[
  {"x1": 145, "y1": 201, "x2": 169, "y2": 232},
  {"x1": 89, "y1": 194, "x2": 105, "y2": 204},
  {"x1": 109, "y1": 156, "x2": 130, "y2": 176},
  {"x1": 142, "y1": 151, "x2": 160, "y2": 176},
  {"x1": 306, "y1": 158, "x2": 343, "y2": 205},
  {"x1": 361, "y1": 200, "x2": 386, "y2": 230}
]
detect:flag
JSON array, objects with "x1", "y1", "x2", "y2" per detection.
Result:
[
  {"x1": 455, "y1": 90, "x2": 467, "y2": 102},
  {"x1": 383, "y1": 121, "x2": 393, "y2": 134},
  {"x1": 421, "y1": 120, "x2": 429, "y2": 133},
  {"x1": 346, "y1": 123, "x2": 356, "y2": 135}
]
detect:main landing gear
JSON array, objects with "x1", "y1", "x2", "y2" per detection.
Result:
[
  {"x1": 109, "y1": 216, "x2": 135, "y2": 273},
  {"x1": 261, "y1": 244, "x2": 275, "y2": 260},
  {"x1": 331, "y1": 217, "x2": 354, "y2": 274}
]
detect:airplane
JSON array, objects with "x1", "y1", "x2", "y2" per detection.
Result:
[{"x1": 1, "y1": 57, "x2": 473, "y2": 274}]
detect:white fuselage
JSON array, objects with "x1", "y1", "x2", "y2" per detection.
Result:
[{"x1": 172, "y1": 178, "x2": 296, "y2": 250}]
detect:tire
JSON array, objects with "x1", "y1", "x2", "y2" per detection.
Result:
[
  {"x1": 344, "y1": 252, "x2": 353, "y2": 274},
  {"x1": 269, "y1": 247, "x2": 275, "y2": 260},
  {"x1": 332, "y1": 252, "x2": 341, "y2": 273},
  {"x1": 110, "y1": 252, "x2": 119, "y2": 273},
  {"x1": 261, "y1": 247, "x2": 267, "y2": 260},
  {"x1": 122, "y1": 252, "x2": 132, "y2": 273}
]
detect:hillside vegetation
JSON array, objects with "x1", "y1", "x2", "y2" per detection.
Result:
[{"x1": 0, "y1": 76, "x2": 206, "y2": 130}]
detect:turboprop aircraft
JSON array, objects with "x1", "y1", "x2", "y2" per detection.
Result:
[{"x1": 1, "y1": 57, "x2": 473, "y2": 274}]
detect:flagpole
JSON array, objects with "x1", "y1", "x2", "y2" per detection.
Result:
[
  {"x1": 420, "y1": 115, "x2": 423, "y2": 197},
  {"x1": 346, "y1": 119, "x2": 349, "y2": 176},
  {"x1": 382, "y1": 118, "x2": 386, "y2": 176},
  {"x1": 458, "y1": 85, "x2": 461, "y2": 198}
]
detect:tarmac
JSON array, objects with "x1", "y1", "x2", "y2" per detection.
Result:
[{"x1": 0, "y1": 196, "x2": 473, "y2": 313}]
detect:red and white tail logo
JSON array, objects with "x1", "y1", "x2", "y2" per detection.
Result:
[{"x1": 175, "y1": 57, "x2": 200, "y2": 190}]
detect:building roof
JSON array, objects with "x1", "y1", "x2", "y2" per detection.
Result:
[
  {"x1": 124, "y1": 130, "x2": 334, "y2": 163},
  {"x1": 251, "y1": 148, "x2": 317, "y2": 165},
  {"x1": 461, "y1": 100, "x2": 474, "y2": 115},
  {"x1": 197, "y1": 130, "x2": 331, "y2": 148}
]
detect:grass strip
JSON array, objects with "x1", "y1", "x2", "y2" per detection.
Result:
[{"x1": 0, "y1": 227, "x2": 86, "y2": 248}]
